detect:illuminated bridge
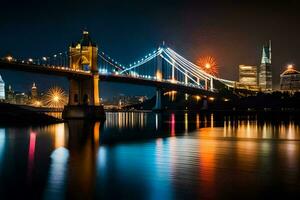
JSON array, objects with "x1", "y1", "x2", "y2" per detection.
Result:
[{"x1": 0, "y1": 31, "x2": 236, "y2": 118}]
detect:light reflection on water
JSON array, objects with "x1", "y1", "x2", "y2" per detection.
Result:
[
  {"x1": 0, "y1": 112, "x2": 300, "y2": 199},
  {"x1": 0, "y1": 128, "x2": 5, "y2": 171}
]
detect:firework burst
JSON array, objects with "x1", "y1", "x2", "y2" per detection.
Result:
[
  {"x1": 197, "y1": 56, "x2": 219, "y2": 76},
  {"x1": 43, "y1": 87, "x2": 67, "y2": 108}
]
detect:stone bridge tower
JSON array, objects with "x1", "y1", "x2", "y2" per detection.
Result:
[
  {"x1": 68, "y1": 30, "x2": 99, "y2": 106},
  {"x1": 62, "y1": 31, "x2": 104, "y2": 120}
]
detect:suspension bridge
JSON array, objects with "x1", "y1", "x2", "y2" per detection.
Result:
[{"x1": 0, "y1": 31, "x2": 236, "y2": 119}]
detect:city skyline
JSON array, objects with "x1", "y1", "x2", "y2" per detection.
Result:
[{"x1": 1, "y1": 0, "x2": 300, "y2": 95}]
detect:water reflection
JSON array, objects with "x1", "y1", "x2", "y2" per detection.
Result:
[
  {"x1": 54, "y1": 123, "x2": 67, "y2": 148},
  {"x1": 105, "y1": 112, "x2": 148, "y2": 129},
  {"x1": 1, "y1": 112, "x2": 300, "y2": 199},
  {"x1": 44, "y1": 147, "x2": 69, "y2": 200},
  {"x1": 43, "y1": 123, "x2": 69, "y2": 200},
  {"x1": 27, "y1": 132, "x2": 36, "y2": 184},
  {"x1": 0, "y1": 129, "x2": 5, "y2": 169},
  {"x1": 222, "y1": 120, "x2": 300, "y2": 140}
]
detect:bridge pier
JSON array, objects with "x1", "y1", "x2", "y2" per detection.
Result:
[
  {"x1": 153, "y1": 88, "x2": 163, "y2": 111},
  {"x1": 62, "y1": 104, "x2": 105, "y2": 120},
  {"x1": 62, "y1": 75, "x2": 105, "y2": 120}
]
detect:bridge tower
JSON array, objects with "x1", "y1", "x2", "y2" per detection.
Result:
[{"x1": 62, "y1": 30, "x2": 105, "y2": 120}]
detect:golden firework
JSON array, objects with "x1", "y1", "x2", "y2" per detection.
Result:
[
  {"x1": 43, "y1": 87, "x2": 67, "y2": 108},
  {"x1": 197, "y1": 56, "x2": 219, "y2": 76}
]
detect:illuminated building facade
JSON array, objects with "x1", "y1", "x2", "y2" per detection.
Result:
[
  {"x1": 239, "y1": 65, "x2": 258, "y2": 90},
  {"x1": 0, "y1": 75, "x2": 5, "y2": 100},
  {"x1": 280, "y1": 65, "x2": 300, "y2": 92},
  {"x1": 15, "y1": 93, "x2": 28, "y2": 105},
  {"x1": 258, "y1": 40, "x2": 272, "y2": 91},
  {"x1": 6, "y1": 85, "x2": 14, "y2": 103},
  {"x1": 31, "y1": 83, "x2": 38, "y2": 99}
]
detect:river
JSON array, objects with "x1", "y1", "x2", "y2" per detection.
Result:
[{"x1": 0, "y1": 112, "x2": 300, "y2": 199}]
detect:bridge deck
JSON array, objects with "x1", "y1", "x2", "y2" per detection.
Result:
[
  {"x1": 99, "y1": 74, "x2": 216, "y2": 96},
  {"x1": 0, "y1": 60, "x2": 216, "y2": 96},
  {"x1": 0, "y1": 61, "x2": 92, "y2": 78}
]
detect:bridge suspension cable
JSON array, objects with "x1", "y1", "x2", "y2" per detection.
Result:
[
  {"x1": 98, "y1": 52, "x2": 126, "y2": 73},
  {"x1": 118, "y1": 45, "x2": 236, "y2": 90},
  {"x1": 120, "y1": 48, "x2": 163, "y2": 74},
  {"x1": 165, "y1": 48, "x2": 236, "y2": 87}
]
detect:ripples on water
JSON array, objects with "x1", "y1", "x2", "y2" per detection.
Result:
[{"x1": 0, "y1": 112, "x2": 300, "y2": 199}]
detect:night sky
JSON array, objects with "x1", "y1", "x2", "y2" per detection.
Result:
[{"x1": 1, "y1": 0, "x2": 300, "y2": 98}]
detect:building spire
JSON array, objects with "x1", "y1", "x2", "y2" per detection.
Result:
[
  {"x1": 83, "y1": 27, "x2": 89, "y2": 35},
  {"x1": 261, "y1": 40, "x2": 271, "y2": 64}
]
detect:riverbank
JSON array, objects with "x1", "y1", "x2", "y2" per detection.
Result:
[{"x1": 0, "y1": 103, "x2": 62, "y2": 126}]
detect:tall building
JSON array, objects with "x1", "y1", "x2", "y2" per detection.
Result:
[
  {"x1": 280, "y1": 65, "x2": 300, "y2": 92},
  {"x1": 0, "y1": 74, "x2": 5, "y2": 101},
  {"x1": 239, "y1": 65, "x2": 258, "y2": 90},
  {"x1": 6, "y1": 85, "x2": 15, "y2": 103},
  {"x1": 31, "y1": 82, "x2": 38, "y2": 99},
  {"x1": 258, "y1": 40, "x2": 272, "y2": 91}
]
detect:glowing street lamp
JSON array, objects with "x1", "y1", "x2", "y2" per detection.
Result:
[{"x1": 209, "y1": 97, "x2": 215, "y2": 101}]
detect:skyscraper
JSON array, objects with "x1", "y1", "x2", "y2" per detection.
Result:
[
  {"x1": 258, "y1": 40, "x2": 272, "y2": 91},
  {"x1": 31, "y1": 82, "x2": 38, "y2": 99},
  {"x1": 239, "y1": 65, "x2": 258, "y2": 90},
  {"x1": 0, "y1": 74, "x2": 5, "y2": 101}
]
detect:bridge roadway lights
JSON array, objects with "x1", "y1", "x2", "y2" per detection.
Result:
[{"x1": 62, "y1": 105, "x2": 106, "y2": 120}]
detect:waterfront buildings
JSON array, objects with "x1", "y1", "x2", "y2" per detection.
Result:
[
  {"x1": 0, "y1": 74, "x2": 5, "y2": 101},
  {"x1": 103, "y1": 95, "x2": 149, "y2": 109},
  {"x1": 6, "y1": 85, "x2": 15, "y2": 103},
  {"x1": 258, "y1": 40, "x2": 272, "y2": 91},
  {"x1": 280, "y1": 65, "x2": 300, "y2": 92},
  {"x1": 5, "y1": 83, "x2": 43, "y2": 105},
  {"x1": 238, "y1": 65, "x2": 258, "y2": 90},
  {"x1": 15, "y1": 93, "x2": 29, "y2": 105}
]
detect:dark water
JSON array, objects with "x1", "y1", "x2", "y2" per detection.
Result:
[{"x1": 1, "y1": 112, "x2": 300, "y2": 199}]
